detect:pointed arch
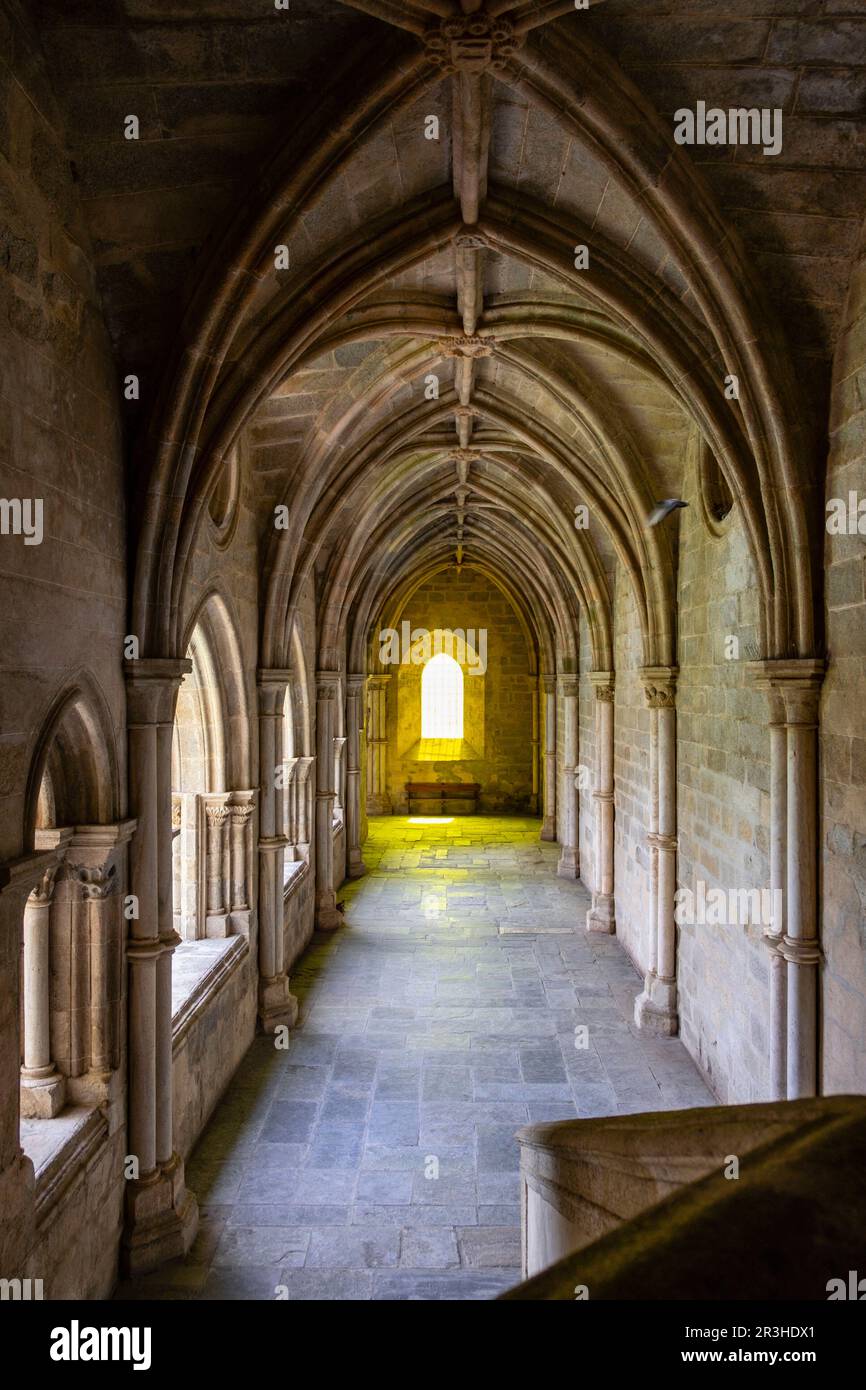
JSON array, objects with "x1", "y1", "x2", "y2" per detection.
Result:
[
  {"x1": 24, "y1": 671, "x2": 119, "y2": 843},
  {"x1": 180, "y1": 588, "x2": 252, "y2": 789}
]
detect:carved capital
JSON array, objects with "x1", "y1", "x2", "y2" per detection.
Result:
[
  {"x1": 589, "y1": 670, "x2": 614, "y2": 702},
  {"x1": 29, "y1": 862, "x2": 60, "y2": 905},
  {"x1": 205, "y1": 805, "x2": 230, "y2": 829},
  {"x1": 745, "y1": 658, "x2": 825, "y2": 727},
  {"x1": 124, "y1": 658, "x2": 192, "y2": 725},
  {"x1": 424, "y1": 15, "x2": 521, "y2": 75},
  {"x1": 640, "y1": 665, "x2": 678, "y2": 708},
  {"x1": 316, "y1": 671, "x2": 341, "y2": 703},
  {"x1": 72, "y1": 863, "x2": 117, "y2": 900},
  {"x1": 257, "y1": 667, "x2": 293, "y2": 716},
  {"x1": 645, "y1": 686, "x2": 676, "y2": 709}
]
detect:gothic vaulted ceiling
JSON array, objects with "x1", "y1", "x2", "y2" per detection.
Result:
[{"x1": 30, "y1": 0, "x2": 866, "y2": 669}]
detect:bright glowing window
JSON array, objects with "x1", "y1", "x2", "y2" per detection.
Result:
[{"x1": 421, "y1": 653, "x2": 463, "y2": 739}]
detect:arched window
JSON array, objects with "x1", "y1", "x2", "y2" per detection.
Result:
[
  {"x1": 20, "y1": 680, "x2": 119, "y2": 1168},
  {"x1": 421, "y1": 653, "x2": 464, "y2": 739},
  {"x1": 172, "y1": 627, "x2": 224, "y2": 943}
]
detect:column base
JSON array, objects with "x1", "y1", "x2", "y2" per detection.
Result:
[
  {"x1": 347, "y1": 851, "x2": 366, "y2": 880},
  {"x1": 258, "y1": 973, "x2": 299, "y2": 1034},
  {"x1": 634, "y1": 973, "x2": 678, "y2": 1037},
  {"x1": 20, "y1": 1069, "x2": 66, "y2": 1119},
  {"x1": 367, "y1": 796, "x2": 392, "y2": 815},
  {"x1": 586, "y1": 894, "x2": 616, "y2": 935},
  {"x1": 540, "y1": 817, "x2": 556, "y2": 841},
  {"x1": 557, "y1": 848, "x2": 579, "y2": 880},
  {"x1": 316, "y1": 896, "x2": 342, "y2": 930},
  {"x1": 67, "y1": 1066, "x2": 124, "y2": 1115},
  {"x1": 122, "y1": 1152, "x2": 198, "y2": 1277}
]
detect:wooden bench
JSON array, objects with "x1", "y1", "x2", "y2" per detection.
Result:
[{"x1": 406, "y1": 782, "x2": 480, "y2": 815}]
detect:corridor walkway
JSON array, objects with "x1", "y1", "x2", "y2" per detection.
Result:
[{"x1": 118, "y1": 817, "x2": 713, "y2": 1301}]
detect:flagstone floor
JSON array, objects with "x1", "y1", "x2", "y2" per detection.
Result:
[{"x1": 115, "y1": 815, "x2": 713, "y2": 1302}]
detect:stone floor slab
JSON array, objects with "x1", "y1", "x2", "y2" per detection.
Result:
[{"x1": 118, "y1": 816, "x2": 713, "y2": 1303}]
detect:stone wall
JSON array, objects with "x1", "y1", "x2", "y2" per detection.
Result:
[
  {"x1": 24, "y1": 1118, "x2": 125, "y2": 1300},
  {"x1": 675, "y1": 453, "x2": 772, "y2": 1104},
  {"x1": 284, "y1": 864, "x2": 315, "y2": 974},
  {"x1": 385, "y1": 568, "x2": 534, "y2": 813},
  {"x1": 821, "y1": 220, "x2": 866, "y2": 1095},
  {"x1": 0, "y1": 0, "x2": 126, "y2": 1299},
  {"x1": 173, "y1": 946, "x2": 258, "y2": 1164},
  {"x1": 0, "y1": 2, "x2": 127, "y2": 859}
]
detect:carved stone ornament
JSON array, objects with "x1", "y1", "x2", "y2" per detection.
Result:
[
  {"x1": 424, "y1": 16, "x2": 521, "y2": 75},
  {"x1": 437, "y1": 335, "x2": 495, "y2": 359},
  {"x1": 73, "y1": 864, "x2": 117, "y2": 900},
  {"x1": 644, "y1": 685, "x2": 676, "y2": 709}
]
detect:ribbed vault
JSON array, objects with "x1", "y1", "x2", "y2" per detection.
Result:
[{"x1": 127, "y1": 0, "x2": 823, "y2": 678}]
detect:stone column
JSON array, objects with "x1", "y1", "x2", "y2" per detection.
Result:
[
  {"x1": 316, "y1": 672, "x2": 342, "y2": 929},
  {"x1": 635, "y1": 667, "x2": 679, "y2": 1036},
  {"x1": 754, "y1": 681, "x2": 788, "y2": 1101},
  {"x1": 203, "y1": 799, "x2": 229, "y2": 935},
  {"x1": 648, "y1": 699, "x2": 659, "y2": 979},
  {"x1": 333, "y1": 737, "x2": 347, "y2": 816},
  {"x1": 557, "y1": 674, "x2": 580, "y2": 879},
  {"x1": 283, "y1": 758, "x2": 299, "y2": 852},
  {"x1": 257, "y1": 670, "x2": 297, "y2": 1033},
  {"x1": 66, "y1": 820, "x2": 135, "y2": 1110},
  {"x1": 345, "y1": 674, "x2": 366, "y2": 879},
  {"x1": 123, "y1": 658, "x2": 198, "y2": 1275},
  {"x1": 296, "y1": 757, "x2": 314, "y2": 852},
  {"x1": 778, "y1": 665, "x2": 824, "y2": 1099},
  {"x1": 747, "y1": 658, "x2": 824, "y2": 1100},
  {"x1": 587, "y1": 673, "x2": 615, "y2": 934},
  {"x1": 171, "y1": 796, "x2": 182, "y2": 936},
  {"x1": 79, "y1": 867, "x2": 121, "y2": 1079},
  {"x1": 366, "y1": 675, "x2": 392, "y2": 815},
  {"x1": 540, "y1": 675, "x2": 556, "y2": 841},
  {"x1": 20, "y1": 852, "x2": 67, "y2": 1118},
  {"x1": 206, "y1": 804, "x2": 226, "y2": 916},
  {"x1": 530, "y1": 680, "x2": 540, "y2": 816},
  {"x1": 229, "y1": 796, "x2": 255, "y2": 915},
  {"x1": 0, "y1": 848, "x2": 69, "y2": 1273}
]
